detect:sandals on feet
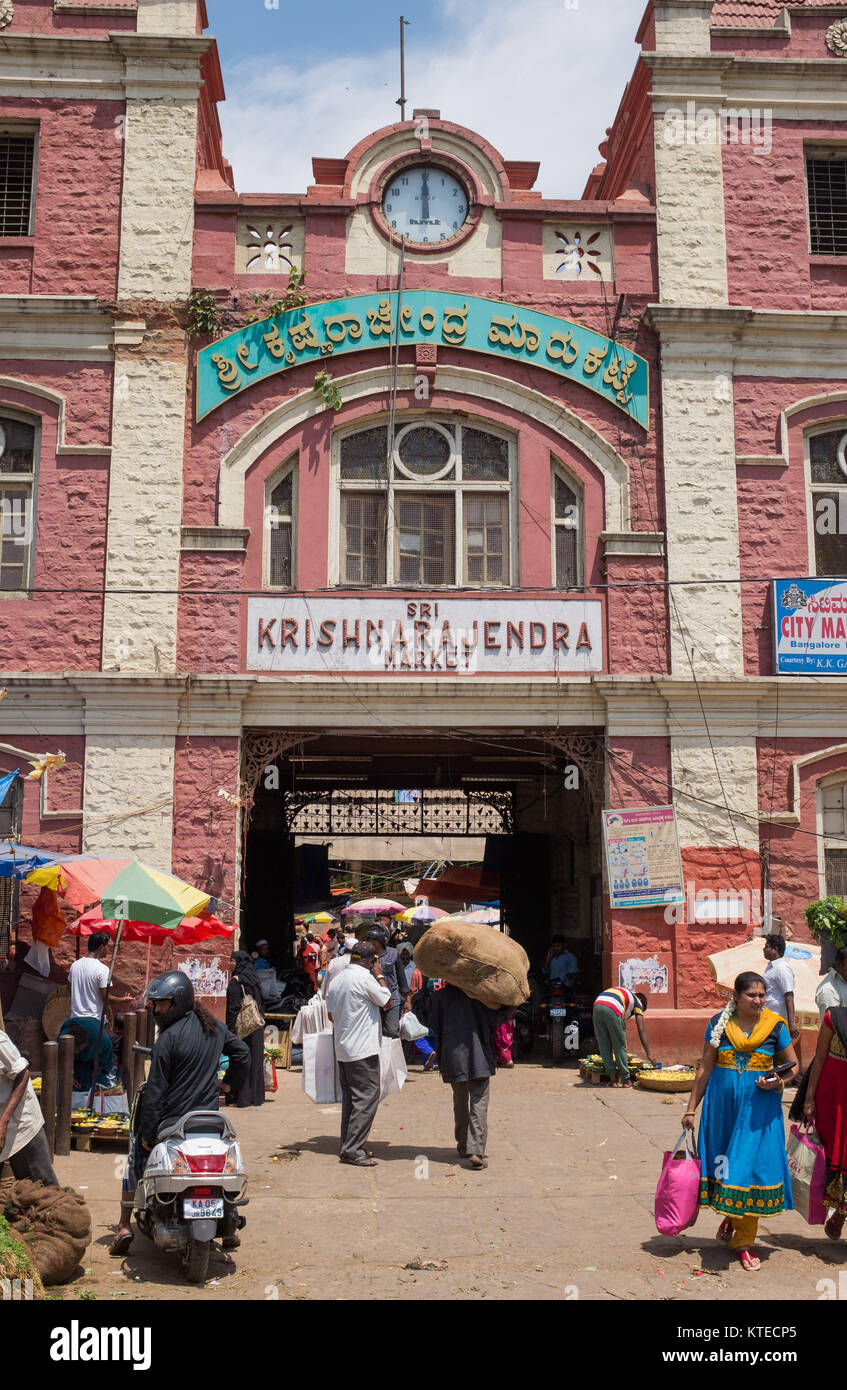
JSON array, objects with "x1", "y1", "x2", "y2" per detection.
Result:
[
  {"x1": 825, "y1": 1213, "x2": 845, "y2": 1241},
  {"x1": 109, "y1": 1231, "x2": 133, "y2": 1257},
  {"x1": 738, "y1": 1248, "x2": 760, "y2": 1271},
  {"x1": 467, "y1": 1156, "x2": 488, "y2": 1170},
  {"x1": 717, "y1": 1217, "x2": 733, "y2": 1244}
]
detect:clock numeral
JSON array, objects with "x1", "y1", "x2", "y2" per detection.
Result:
[
  {"x1": 452, "y1": 222, "x2": 458, "y2": 230},
  {"x1": 401, "y1": 177, "x2": 409, "y2": 185},
  {"x1": 385, "y1": 203, "x2": 392, "y2": 212},
  {"x1": 392, "y1": 186, "x2": 400, "y2": 196},
  {"x1": 458, "y1": 205, "x2": 465, "y2": 215},
  {"x1": 440, "y1": 232, "x2": 446, "y2": 240},
  {"x1": 423, "y1": 236, "x2": 429, "y2": 243},
  {"x1": 452, "y1": 188, "x2": 458, "y2": 196},
  {"x1": 391, "y1": 220, "x2": 397, "y2": 229}
]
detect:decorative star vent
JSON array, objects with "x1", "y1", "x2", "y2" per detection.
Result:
[
  {"x1": 780, "y1": 584, "x2": 808, "y2": 611},
  {"x1": 245, "y1": 224, "x2": 294, "y2": 273},
  {"x1": 0, "y1": 1, "x2": 12, "y2": 30},
  {"x1": 555, "y1": 230, "x2": 603, "y2": 277}
]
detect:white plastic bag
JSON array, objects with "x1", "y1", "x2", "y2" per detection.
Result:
[
  {"x1": 301, "y1": 1029, "x2": 342, "y2": 1103},
  {"x1": 400, "y1": 1011, "x2": 429, "y2": 1042},
  {"x1": 379, "y1": 1036, "x2": 407, "y2": 1101}
]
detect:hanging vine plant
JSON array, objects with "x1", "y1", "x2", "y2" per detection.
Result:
[
  {"x1": 314, "y1": 369, "x2": 342, "y2": 412},
  {"x1": 185, "y1": 288, "x2": 227, "y2": 339}
]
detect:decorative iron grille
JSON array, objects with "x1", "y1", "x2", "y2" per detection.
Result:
[{"x1": 284, "y1": 786, "x2": 513, "y2": 836}]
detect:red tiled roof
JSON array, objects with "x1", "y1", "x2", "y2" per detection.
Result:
[{"x1": 711, "y1": 0, "x2": 842, "y2": 24}]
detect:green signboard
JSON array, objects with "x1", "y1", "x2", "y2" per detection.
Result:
[{"x1": 195, "y1": 290, "x2": 649, "y2": 428}]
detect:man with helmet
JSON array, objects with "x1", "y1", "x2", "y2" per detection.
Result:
[{"x1": 109, "y1": 970, "x2": 249, "y2": 1256}]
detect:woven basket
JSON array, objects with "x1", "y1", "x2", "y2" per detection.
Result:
[
  {"x1": 41, "y1": 986, "x2": 71, "y2": 1041},
  {"x1": 636, "y1": 1070, "x2": 696, "y2": 1093}
]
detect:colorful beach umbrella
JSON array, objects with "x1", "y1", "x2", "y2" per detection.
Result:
[
  {"x1": 70, "y1": 907, "x2": 233, "y2": 946},
  {"x1": 27, "y1": 855, "x2": 133, "y2": 911},
  {"x1": 100, "y1": 860, "x2": 210, "y2": 930},
  {"x1": 395, "y1": 903, "x2": 448, "y2": 924}
]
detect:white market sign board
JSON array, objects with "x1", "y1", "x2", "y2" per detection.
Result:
[{"x1": 247, "y1": 597, "x2": 603, "y2": 675}]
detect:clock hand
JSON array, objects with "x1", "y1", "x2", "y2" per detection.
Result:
[{"x1": 420, "y1": 170, "x2": 431, "y2": 222}]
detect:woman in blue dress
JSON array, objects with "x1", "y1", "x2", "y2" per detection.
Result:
[{"x1": 682, "y1": 971, "x2": 798, "y2": 1270}]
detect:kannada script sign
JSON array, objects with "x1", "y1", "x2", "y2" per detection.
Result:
[
  {"x1": 774, "y1": 578, "x2": 847, "y2": 674},
  {"x1": 247, "y1": 596, "x2": 603, "y2": 675},
  {"x1": 196, "y1": 290, "x2": 649, "y2": 428},
  {"x1": 602, "y1": 806, "x2": 685, "y2": 911}
]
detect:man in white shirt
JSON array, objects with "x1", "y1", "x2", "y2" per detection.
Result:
[
  {"x1": 325, "y1": 940, "x2": 391, "y2": 1167},
  {"x1": 320, "y1": 950, "x2": 350, "y2": 999},
  {"x1": 68, "y1": 932, "x2": 111, "y2": 1018},
  {"x1": 762, "y1": 934, "x2": 799, "y2": 1038},
  {"x1": 0, "y1": 1028, "x2": 58, "y2": 1185},
  {"x1": 816, "y1": 945, "x2": 847, "y2": 1021}
]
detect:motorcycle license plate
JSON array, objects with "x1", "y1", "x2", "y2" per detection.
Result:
[
  {"x1": 549, "y1": 1008, "x2": 568, "y2": 1017},
  {"x1": 184, "y1": 1197, "x2": 224, "y2": 1220}
]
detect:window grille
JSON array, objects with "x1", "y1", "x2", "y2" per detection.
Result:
[
  {"x1": 464, "y1": 493, "x2": 507, "y2": 585},
  {"x1": 338, "y1": 420, "x2": 512, "y2": 586},
  {"x1": 397, "y1": 494, "x2": 455, "y2": 585},
  {"x1": 0, "y1": 134, "x2": 35, "y2": 237},
  {"x1": 342, "y1": 492, "x2": 386, "y2": 584},
  {"x1": 809, "y1": 428, "x2": 847, "y2": 576},
  {"x1": 268, "y1": 472, "x2": 294, "y2": 587},
  {"x1": 553, "y1": 470, "x2": 579, "y2": 588},
  {"x1": 0, "y1": 414, "x2": 36, "y2": 592},
  {"x1": 340, "y1": 426, "x2": 388, "y2": 480},
  {"x1": 807, "y1": 154, "x2": 847, "y2": 256}
]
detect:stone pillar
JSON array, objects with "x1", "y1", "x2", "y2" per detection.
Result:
[
  {"x1": 101, "y1": 41, "x2": 203, "y2": 673},
  {"x1": 136, "y1": 0, "x2": 201, "y2": 37},
  {"x1": 657, "y1": 332, "x2": 743, "y2": 677},
  {"x1": 80, "y1": 686, "x2": 180, "y2": 868}
]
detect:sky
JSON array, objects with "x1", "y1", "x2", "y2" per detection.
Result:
[{"x1": 204, "y1": 0, "x2": 646, "y2": 197}]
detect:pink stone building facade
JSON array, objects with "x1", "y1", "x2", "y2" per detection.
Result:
[{"x1": 2, "y1": 0, "x2": 847, "y2": 1050}]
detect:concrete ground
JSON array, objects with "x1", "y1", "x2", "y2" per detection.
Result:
[{"x1": 45, "y1": 1056, "x2": 846, "y2": 1302}]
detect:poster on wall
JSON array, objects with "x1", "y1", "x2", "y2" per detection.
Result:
[
  {"x1": 773, "y1": 578, "x2": 847, "y2": 673},
  {"x1": 602, "y1": 806, "x2": 684, "y2": 911},
  {"x1": 618, "y1": 954, "x2": 670, "y2": 994},
  {"x1": 176, "y1": 956, "x2": 229, "y2": 999}
]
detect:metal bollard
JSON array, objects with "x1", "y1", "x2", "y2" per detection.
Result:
[
  {"x1": 132, "y1": 1010, "x2": 148, "y2": 1097},
  {"x1": 55, "y1": 1033, "x2": 75, "y2": 1156},
  {"x1": 121, "y1": 1011, "x2": 137, "y2": 1102},
  {"x1": 40, "y1": 1039, "x2": 58, "y2": 1157}
]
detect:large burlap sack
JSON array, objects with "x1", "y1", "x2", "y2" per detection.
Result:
[
  {"x1": 414, "y1": 922, "x2": 530, "y2": 1007},
  {"x1": 4, "y1": 1180, "x2": 92, "y2": 1286},
  {"x1": 0, "y1": 1213, "x2": 45, "y2": 1298}
]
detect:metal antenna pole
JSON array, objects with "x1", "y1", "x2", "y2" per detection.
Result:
[{"x1": 397, "y1": 16, "x2": 409, "y2": 120}]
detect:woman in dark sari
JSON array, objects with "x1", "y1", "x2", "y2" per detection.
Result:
[{"x1": 225, "y1": 951, "x2": 266, "y2": 1107}]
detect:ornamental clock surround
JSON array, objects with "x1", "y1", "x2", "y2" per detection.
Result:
[{"x1": 381, "y1": 165, "x2": 470, "y2": 245}]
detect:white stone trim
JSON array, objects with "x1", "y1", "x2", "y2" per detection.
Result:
[
  {"x1": 0, "y1": 297, "x2": 115, "y2": 362},
  {"x1": 0, "y1": 35, "x2": 210, "y2": 102},
  {"x1": 601, "y1": 532, "x2": 665, "y2": 556},
  {"x1": 646, "y1": 307, "x2": 847, "y2": 374},
  {"x1": 653, "y1": 0, "x2": 714, "y2": 56},
  {"x1": 646, "y1": 55, "x2": 847, "y2": 117},
  {"x1": 181, "y1": 526, "x2": 250, "y2": 552},
  {"x1": 217, "y1": 364, "x2": 631, "y2": 533}
]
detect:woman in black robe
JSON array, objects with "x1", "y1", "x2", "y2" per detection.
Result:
[{"x1": 225, "y1": 950, "x2": 266, "y2": 1107}]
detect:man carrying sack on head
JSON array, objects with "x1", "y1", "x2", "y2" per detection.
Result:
[
  {"x1": 411, "y1": 981, "x2": 514, "y2": 1171},
  {"x1": 325, "y1": 940, "x2": 392, "y2": 1167}
]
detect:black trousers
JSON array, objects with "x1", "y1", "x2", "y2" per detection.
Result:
[{"x1": 5, "y1": 1127, "x2": 59, "y2": 1186}]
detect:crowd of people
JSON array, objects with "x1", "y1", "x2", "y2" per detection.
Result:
[{"x1": 2, "y1": 919, "x2": 846, "y2": 1276}]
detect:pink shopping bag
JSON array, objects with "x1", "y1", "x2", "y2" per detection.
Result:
[
  {"x1": 655, "y1": 1130, "x2": 701, "y2": 1236},
  {"x1": 786, "y1": 1124, "x2": 828, "y2": 1225}
]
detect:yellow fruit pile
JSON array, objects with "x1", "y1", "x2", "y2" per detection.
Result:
[
  {"x1": 93, "y1": 1113, "x2": 130, "y2": 1137},
  {"x1": 70, "y1": 1109, "x2": 99, "y2": 1130}
]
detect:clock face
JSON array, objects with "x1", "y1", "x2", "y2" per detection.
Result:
[{"x1": 382, "y1": 165, "x2": 470, "y2": 244}]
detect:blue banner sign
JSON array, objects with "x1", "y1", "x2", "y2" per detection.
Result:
[
  {"x1": 195, "y1": 290, "x2": 649, "y2": 427},
  {"x1": 774, "y1": 578, "x2": 847, "y2": 673}
]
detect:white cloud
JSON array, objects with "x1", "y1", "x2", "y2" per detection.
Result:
[{"x1": 216, "y1": 0, "x2": 644, "y2": 197}]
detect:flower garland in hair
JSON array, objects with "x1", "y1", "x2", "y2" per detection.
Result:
[{"x1": 710, "y1": 996, "x2": 736, "y2": 1049}]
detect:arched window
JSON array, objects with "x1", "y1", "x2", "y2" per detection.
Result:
[
  {"x1": 0, "y1": 411, "x2": 38, "y2": 593},
  {"x1": 265, "y1": 460, "x2": 296, "y2": 588},
  {"x1": 808, "y1": 425, "x2": 847, "y2": 575},
  {"x1": 820, "y1": 776, "x2": 847, "y2": 898},
  {"x1": 552, "y1": 462, "x2": 581, "y2": 588},
  {"x1": 335, "y1": 419, "x2": 514, "y2": 587}
]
